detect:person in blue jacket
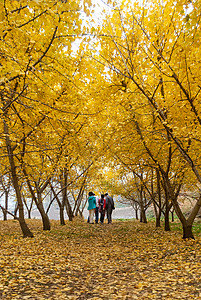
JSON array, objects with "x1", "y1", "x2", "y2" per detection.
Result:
[{"x1": 87, "y1": 192, "x2": 96, "y2": 224}]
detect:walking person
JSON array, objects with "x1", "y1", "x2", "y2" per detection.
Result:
[
  {"x1": 98, "y1": 194, "x2": 106, "y2": 224},
  {"x1": 105, "y1": 193, "x2": 115, "y2": 224},
  {"x1": 87, "y1": 192, "x2": 96, "y2": 224},
  {"x1": 95, "y1": 194, "x2": 99, "y2": 224}
]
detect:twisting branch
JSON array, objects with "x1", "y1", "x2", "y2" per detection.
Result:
[{"x1": 32, "y1": 26, "x2": 58, "y2": 68}]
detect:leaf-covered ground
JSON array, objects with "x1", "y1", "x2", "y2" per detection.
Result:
[{"x1": 0, "y1": 218, "x2": 201, "y2": 299}]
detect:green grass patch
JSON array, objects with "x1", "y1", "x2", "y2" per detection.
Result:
[
  {"x1": 116, "y1": 218, "x2": 133, "y2": 221},
  {"x1": 169, "y1": 221, "x2": 201, "y2": 236}
]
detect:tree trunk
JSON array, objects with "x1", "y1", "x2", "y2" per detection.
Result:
[
  {"x1": 139, "y1": 185, "x2": 147, "y2": 223},
  {"x1": 23, "y1": 195, "x2": 32, "y2": 219},
  {"x1": 162, "y1": 175, "x2": 171, "y2": 231},
  {"x1": 163, "y1": 174, "x2": 195, "y2": 239},
  {"x1": 164, "y1": 209, "x2": 170, "y2": 231},
  {"x1": 74, "y1": 188, "x2": 85, "y2": 216},
  {"x1": 153, "y1": 203, "x2": 161, "y2": 227},
  {"x1": 66, "y1": 197, "x2": 74, "y2": 221},
  {"x1": 24, "y1": 169, "x2": 51, "y2": 231},
  {"x1": 60, "y1": 205, "x2": 65, "y2": 225},
  {"x1": 135, "y1": 208, "x2": 138, "y2": 220},
  {"x1": 140, "y1": 208, "x2": 147, "y2": 223},
  {"x1": 4, "y1": 120, "x2": 33, "y2": 237},
  {"x1": 73, "y1": 179, "x2": 86, "y2": 216},
  {"x1": 164, "y1": 191, "x2": 170, "y2": 231},
  {"x1": 3, "y1": 190, "x2": 8, "y2": 221},
  {"x1": 171, "y1": 210, "x2": 174, "y2": 222},
  {"x1": 14, "y1": 203, "x2": 18, "y2": 219},
  {"x1": 182, "y1": 224, "x2": 194, "y2": 239},
  {"x1": 28, "y1": 210, "x2": 31, "y2": 219},
  {"x1": 62, "y1": 167, "x2": 74, "y2": 221},
  {"x1": 81, "y1": 195, "x2": 88, "y2": 215},
  {"x1": 39, "y1": 205, "x2": 51, "y2": 230},
  {"x1": 156, "y1": 168, "x2": 162, "y2": 227},
  {"x1": 49, "y1": 182, "x2": 66, "y2": 226},
  {"x1": 156, "y1": 215, "x2": 161, "y2": 227},
  {"x1": 36, "y1": 191, "x2": 51, "y2": 230}
]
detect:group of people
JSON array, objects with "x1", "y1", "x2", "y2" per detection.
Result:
[{"x1": 87, "y1": 192, "x2": 115, "y2": 224}]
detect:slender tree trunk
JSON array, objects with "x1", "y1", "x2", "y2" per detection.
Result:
[
  {"x1": 62, "y1": 168, "x2": 74, "y2": 221},
  {"x1": 65, "y1": 197, "x2": 74, "y2": 221},
  {"x1": 74, "y1": 187, "x2": 85, "y2": 216},
  {"x1": 22, "y1": 194, "x2": 32, "y2": 219},
  {"x1": 162, "y1": 177, "x2": 171, "y2": 231},
  {"x1": 23, "y1": 198, "x2": 30, "y2": 219},
  {"x1": 81, "y1": 195, "x2": 88, "y2": 215},
  {"x1": 135, "y1": 208, "x2": 139, "y2": 220},
  {"x1": 73, "y1": 177, "x2": 87, "y2": 216},
  {"x1": 132, "y1": 202, "x2": 139, "y2": 220},
  {"x1": 164, "y1": 209, "x2": 170, "y2": 231},
  {"x1": 163, "y1": 172, "x2": 196, "y2": 239},
  {"x1": 151, "y1": 168, "x2": 161, "y2": 227},
  {"x1": 153, "y1": 201, "x2": 161, "y2": 227},
  {"x1": 156, "y1": 169, "x2": 162, "y2": 227},
  {"x1": 171, "y1": 210, "x2": 174, "y2": 222},
  {"x1": 153, "y1": 202, "x2": 160, "y2": 227},
  {"x1": 3, "y1": 190, "x2": 8, "y2": 221},
  {"x1": 164, "y1": 191, "x2": 170, "y2": 231},
  {"x1": 24, "y1": 168, "x2": 51, "y2": 230},
  {"x1": 59, "y1": 205, "x2": 65, "y2": 225},
  {"x1": 49, "y1": 182, "x2": 65, "y2": 225},
  {"x1": 36, "y1": 190, "x2": 51, "y2": 230},
  {"x1": 139, "y1": 186, "x2": 147, "y2": 223},
  {"x1": 14, "y1": 202, "x2": 18, "y2": 219},
  {"x1": 4, "y1": 121, "x2": 33, "y2": 237}
]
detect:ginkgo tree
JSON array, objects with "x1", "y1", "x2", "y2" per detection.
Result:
[
  {"x1": 92, "y1": 0, "x2": 201, "y2": 238},
  {"x1": 1, "y1": 0, "x2": 201, "y2": 241},
  {"x1": 0, "y1": 0, "x2": 97, "y2": 237}
]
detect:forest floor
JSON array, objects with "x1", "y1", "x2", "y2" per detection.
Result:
[{"x1": 0, "y1": 218, "x2": 201, "y2": 299}]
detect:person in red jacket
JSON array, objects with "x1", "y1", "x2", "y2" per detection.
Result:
[{"x1": 98, "y1": 194, "x2": 106, "y2": 224}]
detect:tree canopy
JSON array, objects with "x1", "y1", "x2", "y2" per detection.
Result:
[{"x1": 0, "y1": 0, "x2": 201, "y2": 239}]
